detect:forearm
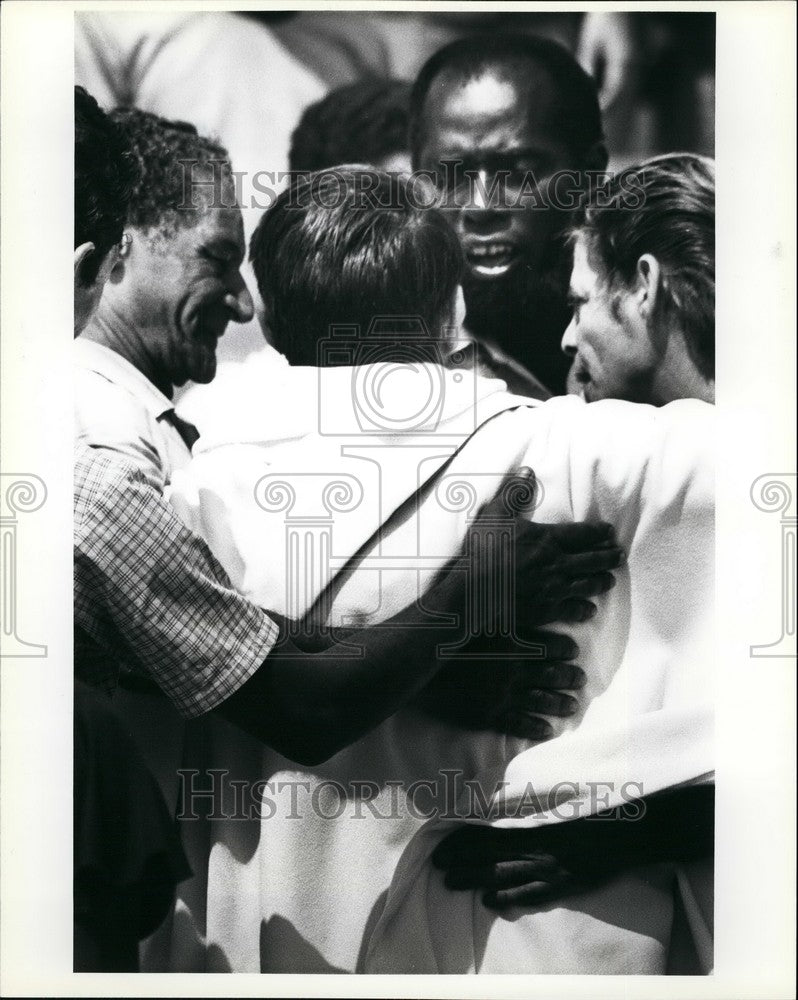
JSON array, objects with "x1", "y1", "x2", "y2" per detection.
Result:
[
  {"x1": 217, "y1": 578, "x2": 464, "y2": 764},
  {"x1": 573, "y1": 783, "x2": 715, "y2": 876},
  {"x1": 433, "y1": 782, "x2": 715, "y2": 908}
]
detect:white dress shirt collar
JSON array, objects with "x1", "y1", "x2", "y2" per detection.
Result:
[{"x1": 74, "y1": 337, "x2": 175, "y2": 419}]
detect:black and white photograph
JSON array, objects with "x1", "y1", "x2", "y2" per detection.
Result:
[{"x1": 0, "y1": 2, "x2": 795, "y2": 996}]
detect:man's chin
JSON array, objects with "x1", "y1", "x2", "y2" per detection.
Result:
[
  {"x1": 188, "y1": 350, "x2": 218, "y2": 384},
  {"x1": 192, "y1": 365, "x2": 217, "y2": 385}
]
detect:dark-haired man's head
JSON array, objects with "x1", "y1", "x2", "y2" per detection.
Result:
[
  {"x1": 84, "y1": 108, "x2": 253, "y2": 395},
  {"x1": 411, "y1": 35, "x2": 607, "y2": 393},
  {"x1": 563, "y1": 154, "x2": 715, "y2": 405},
  {"x1": 74, "y1": 86, "x2": 137, "y2": 335},
  {"x1": 290, "y1": 80, "x2": 412, "y2": 174},
  {"x1": 250, "y1": 168, "x2": 465, "y2": 367}
]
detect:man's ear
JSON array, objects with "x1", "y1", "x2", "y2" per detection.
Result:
[
  {"x1": 108, "y1": 231, "x2": 130, "y2": 284},
  {"x1": 583, "y1": 141, "x2": 609, "y2": 173},
  {"x1": 634, "y1": 253, "x2": 662, "y2": 322},
  {"x1": 452, "y1": 285, "x2": 467, "y2": 331},
  {"x1": 74, "y1": 241, "x2": 95, "y2": 286}
]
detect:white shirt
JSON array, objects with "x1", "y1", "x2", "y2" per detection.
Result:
[{"x1": 74, "y1": 338, "x2": 194, "y2": 493}]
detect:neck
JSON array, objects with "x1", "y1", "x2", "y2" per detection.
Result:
[
  {"x1": 82, "y1": 304, "x2": 174, "y2": 400},
  {"x1": 650, "y1": 327, "x2": 715, "y2": 405},
  {"x1": 463, "y1": 267, "x2": 572, "y2": 394}
]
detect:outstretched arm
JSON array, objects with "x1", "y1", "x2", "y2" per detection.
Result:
[
  {"x1": 218, "y1": 487, "x2": 623, "y2": 764},
  {"x1": 433, "y1": 783, "x2": 715, "y2": 908}
]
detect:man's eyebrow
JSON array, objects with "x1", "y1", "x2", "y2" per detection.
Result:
[
  {"x1": 493, "y1": 145, "x2": 552, "y2": 159},
  {"x1": 436, "y1": 144, "x2": 551, "y2": 161},
  {"x1": 203, "y1": 238, "x2": 244, "y2": 261},
  {"x1": 567, "y1": 289, "x2": 587, "y2": 305}
]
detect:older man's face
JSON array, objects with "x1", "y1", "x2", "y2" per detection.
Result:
[
  {"x1": 126, "y1": 196, "x2": 253, "y2": 388},
  {"x1": 417, "y1": 64, "x2": 576, "y2": 284}
]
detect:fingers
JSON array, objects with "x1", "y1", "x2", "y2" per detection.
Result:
[
  {"x1": 444, "y1": 858, "x2": 557, "y2": 891},
  {"x1": 509, "y1": 660, "x2": 586, "y2": 691},
  {"x1": 541, "y1": 521, "x2": 616, "y2": 553},
  {"x1": 557, "y1": 547, "x2": 625, "y2": 575},
  {"x1": 432, "y1": 826, "x2": 548, "y2": 866},
  {"x1": 567, "y1": 572, "x2": 616, "y2": 599},
  {"x1": 554, "y1": 598, "x2": 597, "y2": 623},
  {"x1": 518, "y1": 631, "x2": 579, "y2": 661},
  {"x1": 514, "y1": 689, "x2": 580, "y2": 717},
  {"x1": 483, "y1": 882, "x2": 567, "y2": 909},
  {"x1": 497, "y1": 711, "x2": 554, "y2": 741}
]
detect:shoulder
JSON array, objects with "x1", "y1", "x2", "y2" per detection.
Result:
[
  {"x1": 75, "y1": 367, "x2": 153, "y2": 430},
  {"x1": 74, "y1": 372, "x2": 166, "y2": 489},
  {"x1": 74, "y1": 445, "x2": 150, "y2": 525}
]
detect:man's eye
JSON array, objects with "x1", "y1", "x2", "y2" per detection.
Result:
[
  {"x1": 436, "y1": 162, "x2": 465, "y2": 191},
  {"x1": 201, "y1": 249, "x2": 227, "y2": 268},
  {"x1": 567, "y1": 298, "x2": 583, "y2": 322},
  {"x1": 508, "y1": 164, "x2": 539, "y2": 183}
]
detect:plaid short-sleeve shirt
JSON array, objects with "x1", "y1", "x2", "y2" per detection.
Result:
[{"x1": 74, "y1": 444, "x2": 278, "y2": 718}]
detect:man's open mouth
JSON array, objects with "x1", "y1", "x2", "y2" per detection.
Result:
[{"x1": 465, "y1": 243, "x2": 517, "y2": 277}]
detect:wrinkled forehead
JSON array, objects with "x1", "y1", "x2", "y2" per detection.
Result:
[
  {"x1": 420, "y1": 61, "x2": 562, "y2": 151},
  {"x1": 197, "y1": 199, "x2": 246, "y2": 251},
  {"x1": 156, "y1": 197, "x2": 246, "y2": 259}
]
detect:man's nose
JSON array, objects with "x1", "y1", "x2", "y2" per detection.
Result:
[
  {"x1": 460, "y1": 169, "x2": 509, "y2": 234},
  {"x1": 561, "y1": 316, "x2": 578, "y2": 357},
  {"x1": 225, "y1": 273, "x2": 255, "y2": 323}
]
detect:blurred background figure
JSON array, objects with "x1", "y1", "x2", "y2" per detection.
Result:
[
  {"x1": 266, "y1": 10, "x2": 714, "y2": 168},
  {"x1": 290, "y1": 79, "x2": 411, "y2": 173},
  {"x1": 75, "y1": 11, "x2": 324, "y2": 202}
]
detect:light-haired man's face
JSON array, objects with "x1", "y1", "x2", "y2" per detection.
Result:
[
  {"x1": 119, "y1": 200, "x2": 253, "y2": 387},
  {"x1": 562, "y1": 235, "x2": 656, "y2": 403}
]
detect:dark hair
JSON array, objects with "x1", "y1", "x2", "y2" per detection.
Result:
[
  {"x1": 410, "y1": 33, "x2": 603, "y2": 166},
  {"x1": 290, "y1": 80, "x2": 411, "y2": 173},
  {"x1": 74, "y1": 86, "x2": 137, "y2": 282},
  {"x1": 577, "y1": 154, "x2": 715, "y2": 378},
  {"x1": 109, "y1": 107, "x2": 229, "y2": 238},
  {"x1": 249, "y1": 168, "x2": 464, "y2": 366}
]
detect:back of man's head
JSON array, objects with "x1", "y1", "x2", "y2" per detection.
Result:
[
  {"x1": 110, "y1": 107, "x2": 230, "y2": 245},
  {"x1": 409, "y1": 33, "x2": 603, "y2": 169},
  {"x1": 250, "y1": 168, "x2": 464, "y2": 366},
  {"x1": 579, "y1": 153, "x2": 715, "y2": 380},
  {"x1": 290, "y1": 80, "x2": 411, "y2": 173},
  {"x1": 75, "y1": 86, "x2": 136, "y2": 283}
]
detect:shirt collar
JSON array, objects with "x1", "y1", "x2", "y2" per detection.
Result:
[
  {"x1": 450, "y1": 331, "x2": 552, "y2": 400},
  {"x1": 74, "y1": 337, "x2": 175, "y2": 420}
]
